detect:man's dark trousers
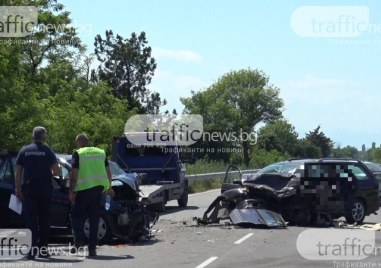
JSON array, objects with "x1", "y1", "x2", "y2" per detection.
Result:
[
  {"x1": 23, "y1": 184, "x2": 52, "y2": 256},
  {"x1": 70, "y1": 186, "x2": 103, "y2": 252}
]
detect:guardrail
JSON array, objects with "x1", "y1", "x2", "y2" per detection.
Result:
[{"x1": 186, "y1": 169, "x2": 258, "y2": 181}]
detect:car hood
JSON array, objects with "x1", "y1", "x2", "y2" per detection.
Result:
[{"x1": 112, "y1": 173, "x2": 138, "y2": 191}]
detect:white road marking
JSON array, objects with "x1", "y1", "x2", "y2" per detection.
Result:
[
  {"x1": 195, "y1": 256, "x2": 218, "y2": 268},
  {"x1": 234, "y1": 233, "x2": 254, "y2": 245}
]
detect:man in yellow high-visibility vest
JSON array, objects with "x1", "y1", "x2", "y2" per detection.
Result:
[{"x1": 69, "y1": 134, "x2": 114, "y2": 257}]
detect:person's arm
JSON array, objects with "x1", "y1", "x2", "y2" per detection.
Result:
[
  {"x1": 51, "y1": 163, "x2": 60, "y2": 177},
  {"x1": 105, "y1": 161, "x2": 115, "y2": 197},
  {"x1": 69, "y1": 168, "x2": 78, "y2": 192},
  {"x1": 106, "y1": 165, "x2": 112, "y2": 185},
  {"x1": 15, "y1": 165, "x2": 24, "y2": 200},
  {"x1": 69, "y1": 168, "x2": 78, "y2": 204},
  {"x1": 69, "y1": 151, "x2": 79, "y2": 204}
]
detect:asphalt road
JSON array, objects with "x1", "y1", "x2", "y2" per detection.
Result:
[{"x1": 3, "y1": 189, "x2": 381, "y2": 268}]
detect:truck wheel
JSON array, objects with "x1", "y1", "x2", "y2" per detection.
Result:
[
  {"x1": 345, "y1": 198, "x2": 366, "y2": 224},
  {"x1": 84, "y1": 214, "x2": 113, "y2": 245},
  {"x1": 178, "y1": 184, "x2": 188, "y2": 207}
]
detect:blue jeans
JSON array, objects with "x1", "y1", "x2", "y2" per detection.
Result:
[{"x1": 70, "y1": 186, "x2": 103, "y2": 251}]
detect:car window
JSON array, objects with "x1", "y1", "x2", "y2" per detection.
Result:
[
  {"x1": 260, "y1": 163, "x2": 282, "y2": 173},
  {"x1": 279, "y1": 162, "x2": 302, "y2": 174},
  {"x1": 348, "y1": 165, "x2": 370, "y2": 181}
]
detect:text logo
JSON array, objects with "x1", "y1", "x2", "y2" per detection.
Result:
[
  {"x1": 124, "y1": 114, "x2": 203, "y2": 146},
  {"x1": 297, "y1": 229, "x2": 376, "y2": 260},
  {"x1": 291, "y1": 6, "x2": 369, "y2": 38},
  {"x1": 0, "y1": 6, "x2": 38, "y2": 37},
  {"x1": 0, "y1": 229, "x2": 32, "y2": 260}
]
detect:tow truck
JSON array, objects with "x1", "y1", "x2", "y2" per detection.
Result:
[{"x1": 111, "y1": 135, "x2": 192, "y2": 212}]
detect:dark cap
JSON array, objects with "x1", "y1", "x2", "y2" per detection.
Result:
[{"x1": 32, "y1": 126, "x2": 47, "y2": 141}]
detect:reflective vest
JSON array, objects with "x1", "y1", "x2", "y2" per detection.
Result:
[{"x1": 75, "y1": 147, "x2": 110, "y2": 191}]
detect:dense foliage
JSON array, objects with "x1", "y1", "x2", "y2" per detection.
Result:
[{"x1": 0, "y1": 0, "x2": 157, "y2": 153}]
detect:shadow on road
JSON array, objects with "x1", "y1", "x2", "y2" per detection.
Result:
[
  {"x1": 32, "y1": 258, "x2": 84, "y2": 264},
  {"x1": 88, "y1": 254, "x2": 135, "y2": 260}
]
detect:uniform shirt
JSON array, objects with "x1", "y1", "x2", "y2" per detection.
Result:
[
  {"x1": 71, "y1": 150, "x2": 109, "y2": 169},
  {"x1": 16, "y1": 142, "x2": 57, "y2": 184}
]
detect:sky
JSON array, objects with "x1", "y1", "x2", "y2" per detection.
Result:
[{"x1": 61, "y1": 0, "x2": 381, "y2": 150}]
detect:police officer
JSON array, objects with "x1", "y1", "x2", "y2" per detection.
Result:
[
  {"x1": 15, "y1": 126, "x2": 60, "y2": 260},
  {"x1": 69, "y1": 134, "x2": 114, "y2": 257}
]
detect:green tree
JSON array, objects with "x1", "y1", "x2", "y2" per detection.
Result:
[
  {"x1": 47, "y1": 82, "x2": 135, "y2": 154},
  {"x1": 0, "y1": 1, "x2": 136, "y2": 153},
  {"x1": 182, "y1": 69, "x2": 284, "y2": 166},
  {"x1": 333, "y1": 145, "x2": 360, "y2": 159},
  {"x1": 257, "y1": 120, "x2": 298, "y2": 156},
  {"x1": 367, "y1": 145, "x2": 381, "y2": 163},
  {"x1": 249, "y1": 148, "x2": 288, "y2": 168},
  {"x1": 93, "y1": 31, "x2": 162, "y2": 113},
  {"x1": 294, "y1": 139, "x2": 321, "y2": 158},
  {"x1": 305, "y1": 126, "x2": 333, "y2": 157}
]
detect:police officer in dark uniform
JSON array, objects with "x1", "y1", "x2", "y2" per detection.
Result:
[{"x1": 15, "y1": 126, "x2": 60, "y2": 260}]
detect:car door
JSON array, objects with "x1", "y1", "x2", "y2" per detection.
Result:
[
  {"x1": 49, "y1": 164, "x2": 71, "y2": 228},
  {"x1": 0, "y1": 155, "x2": 24, "y2": 227},
  {"x1": 221, "y1": 165, "x2": 243, "y2": 193},
  {"x1": 349, "y1": 164, "x2": 380, "y2": 212}
]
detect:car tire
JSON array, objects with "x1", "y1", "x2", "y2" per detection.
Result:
[
  {"x1": 84, "y1": 214, "x2": 113, "y2": 245},
  {"x1": 177, "y1": 184, "x2": 188, "y2": 207},
  {"x1": 345, "y1": 198, "x2": 366, "y2": 224}
]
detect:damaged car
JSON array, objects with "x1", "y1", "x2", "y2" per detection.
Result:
[
  {"x1": 0, "y1": 152, "x2": 158, "y2": 244},
  {"x1": 199, "y1": 159, "x2": 380, "y2": 227},
  {"x1": 56, "y1": 157, "x2": 159, "y2": 244},
  {"x1": 197, "y1": 165, "x2": 287, "y2": 228}
]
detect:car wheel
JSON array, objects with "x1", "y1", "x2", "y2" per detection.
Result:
[
  {"x1": 177, "y1": 184, "x2": 188, "y2": 207},
  {"x1": 345, "y1": 199, "x2": 366, "y2": 224},
  {"x1": 84, "y1": 214, "x2": 113, "y2": 245}
]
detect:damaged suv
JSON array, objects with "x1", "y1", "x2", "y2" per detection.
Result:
[{"x1": 200, "y1": 159, "x2": 379, "y2": 227}]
